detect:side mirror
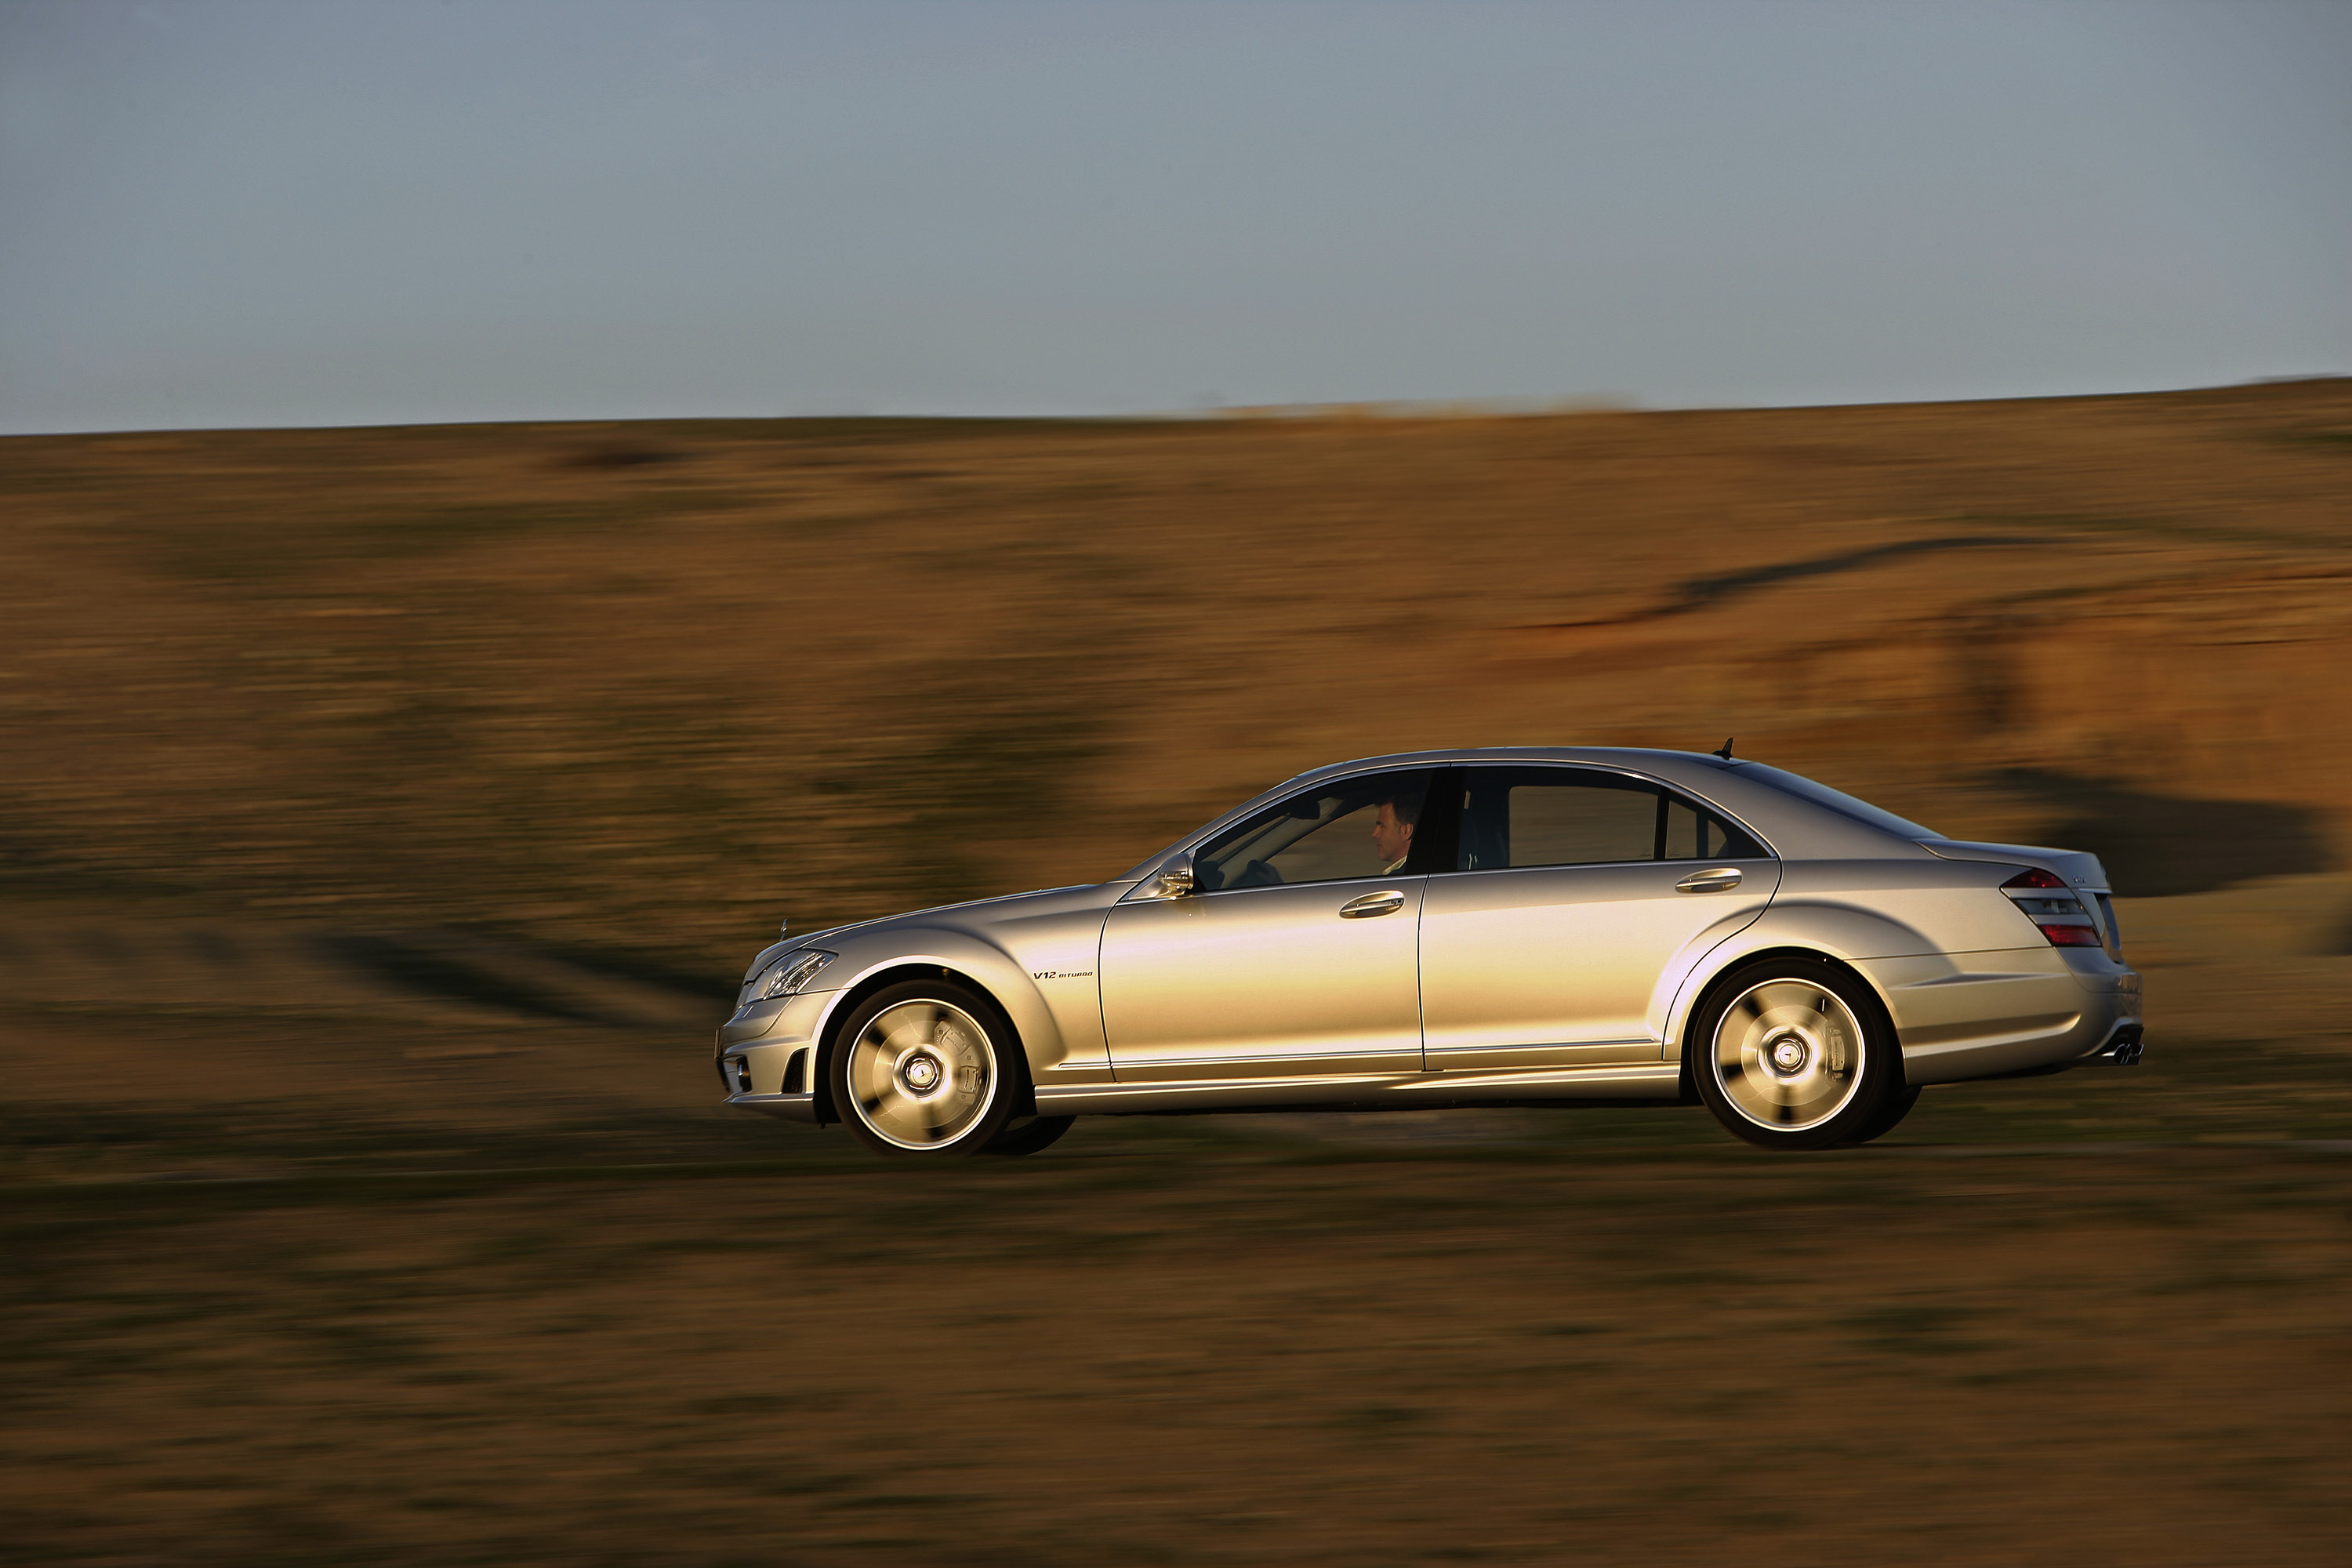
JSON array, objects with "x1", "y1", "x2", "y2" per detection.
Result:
[{"x1": 1155, "y1": 851, "x2": 1196, "y2": 898}]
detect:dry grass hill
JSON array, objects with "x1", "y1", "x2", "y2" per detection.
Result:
[{"x1": 4, "y1": 381, "x2": 2350, "y2": 1565}]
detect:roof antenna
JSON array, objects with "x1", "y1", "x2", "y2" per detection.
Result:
[{"x1": 1712, "y1": 737, "x2": 1735, "y2": 760}]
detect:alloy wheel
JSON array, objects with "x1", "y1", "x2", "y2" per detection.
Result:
[
  {"x1": 842, "y1": 999, "x2": 1000, "y2": 1149},
  {"x1": 1710, "y1": 978, "x2": 1868, "y2": 1132}
]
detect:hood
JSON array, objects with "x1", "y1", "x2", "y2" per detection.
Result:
[
  {"x1": 745, "y1": 882, "x2": 1115, "y2": 975},
  {"x1": 1918, "y1": 838, "x2": 2111, "y2": 892},
  {"x1": 852, "y1": 880, "x2": 1115, "y2": 935}
]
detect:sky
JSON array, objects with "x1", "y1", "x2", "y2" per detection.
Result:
[{"x1": 2, "y1": 0, "x2": 2348, "y2": 432}]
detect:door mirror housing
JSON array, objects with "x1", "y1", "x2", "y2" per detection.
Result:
[{"x1": 1154, "y1": 851, "x2": 1196, "y2": 898}]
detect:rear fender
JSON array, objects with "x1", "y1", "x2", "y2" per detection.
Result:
[{"x1": 1657, "y1": 904, "x2": 1922, "y2": 1062}]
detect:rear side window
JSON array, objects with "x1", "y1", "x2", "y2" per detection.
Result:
[
  {"x1": 1661, "y1": 793, "x2": 1762, "y2": 861},
  {"x1": 1457, "y1": 766, "x2": 1766, "y2": 870}
]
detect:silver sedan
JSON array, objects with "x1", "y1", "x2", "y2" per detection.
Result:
[{"x1": 716, "y1": 749, "x2": 2144, "y2": 1156}]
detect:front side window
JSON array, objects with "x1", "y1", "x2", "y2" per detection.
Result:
[
  {"x1": 1192, "y1": 769, "x2": 1438, "y2": 891},
  {"x1": 1457, "y1": 767, "x2": 1766, "y2": 870}
]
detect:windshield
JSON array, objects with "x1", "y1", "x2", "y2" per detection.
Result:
[{"x1": 1729, "y1": 762, "x2": 1938, "y2": 839}]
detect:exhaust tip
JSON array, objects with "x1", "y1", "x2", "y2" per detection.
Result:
[{"x1": 2100, "y1": 1025, "x2": 2145, "y2": 1066}]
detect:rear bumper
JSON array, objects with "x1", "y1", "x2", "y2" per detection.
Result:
[{"x1": 1861, "y1": 949, "x2": 2142, "y2": 1085}]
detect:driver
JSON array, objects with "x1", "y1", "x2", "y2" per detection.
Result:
[{"x1": 1370, "y1": 793, "x2": 1418, "y2": 874}]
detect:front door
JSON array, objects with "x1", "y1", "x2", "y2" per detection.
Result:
[
  {"x1": 1418, "y1": 765, "x2": 1780, "y2": 1069},
  {"x1": 1099, "y1": 768, "x2": 1441, "y2": 1081}
]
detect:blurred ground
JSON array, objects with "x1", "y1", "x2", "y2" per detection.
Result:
[{"x1": 4, "y1": 381, "x2": 2350, "y2": 1563}]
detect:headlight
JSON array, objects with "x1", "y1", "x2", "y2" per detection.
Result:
[{"x1": 754, "y1": 949, "x2": 836, "y2": 1000}]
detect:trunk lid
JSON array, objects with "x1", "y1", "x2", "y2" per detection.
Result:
[
  {"x1": 1917, "y1": 838, "x2": 2111, "y2": 891},
  {"x1": 1920, "y1": 838, "x2": 2120, "y2": 954}
]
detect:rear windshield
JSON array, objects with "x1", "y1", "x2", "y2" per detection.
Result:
[{"x1": 1728, "y1": 763, "x2": 1938, "y2": 839}]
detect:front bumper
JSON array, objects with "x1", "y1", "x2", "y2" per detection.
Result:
[{"x1": 713, "y1": 990, "x2": 835, "y2": 1124}]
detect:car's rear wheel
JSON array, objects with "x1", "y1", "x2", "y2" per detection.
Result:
[
  {"x1": 982, "y1": 1115, "x2": 1076, "y2": 1156},
  {"x1": 1692, "y1": 959, "x2": 1898, "y2": 1151},
  {"x1": 829, "y1": 979, "x2": 1022, "y2": 1156}
]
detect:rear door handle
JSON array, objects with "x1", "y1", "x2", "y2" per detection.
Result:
[
  {"x1": 1338, "y1": 890, "x2": 1407, "y2": 918},
  {"x1": 1675, "y1": 867, "x2": 1743, "y2": 893}
]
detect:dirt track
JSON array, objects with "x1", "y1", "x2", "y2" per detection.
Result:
[
  {"x1": 8, "y1": 1138, "x2": 2350, "y2": 1566},
  {"x1": 4, "y1": 383, "x2": 2351, "y2": 1562}
]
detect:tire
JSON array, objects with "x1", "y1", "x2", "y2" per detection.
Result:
[
  {"x1": 826, "y1": 979, "x2": 1025, "y2": 1157},
  {"x1": 1690, "y1": 958, "x2": 1899, "y2": 1151},
  {"x1": 982, "y1": 1115, "x2": 1076, "y2": 1157},
  {"x1": 1842, "y1": 1084, "x2": 1921, "y2": 1147}
]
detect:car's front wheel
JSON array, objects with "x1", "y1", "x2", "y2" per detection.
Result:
[
  {"x1": 1691, "y1": 959, "x2": 1900, "y2": 1151},
  {"x1": 828, "y1": 979, "x2": 1023, "y2": 1156}
]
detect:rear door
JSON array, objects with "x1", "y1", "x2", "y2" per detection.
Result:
[{"x1": 1417, "y1": 765, "x2": 1780, "y2": 1069}]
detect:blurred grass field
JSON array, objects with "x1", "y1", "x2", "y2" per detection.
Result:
[{"x1": 4, "y1": 381, "x2": 2350, "y2": 1563}]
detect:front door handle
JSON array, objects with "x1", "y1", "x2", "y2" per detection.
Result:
[
  {"x1": 1675, "y1": 867, "x2": 1743, "y2": 893},
  {"x1": 1338, "y1": 890, "x2": 1407, "y2": 919}
]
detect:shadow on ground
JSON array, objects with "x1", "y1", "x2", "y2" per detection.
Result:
[{"x1": 2002, "y1": 769, "x2": 2337, "y2": 896}]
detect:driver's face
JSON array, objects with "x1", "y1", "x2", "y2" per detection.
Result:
[{"x1": 1370, "y1": 801, "x2": 1413, "y2": 866}]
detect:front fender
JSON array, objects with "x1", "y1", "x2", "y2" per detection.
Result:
[{"x1": 806, "y1": 925, "x2": 1078, "y2": 1080}]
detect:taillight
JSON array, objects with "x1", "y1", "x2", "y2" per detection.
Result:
[{"x1": 2001, "y1": 867, "x2": 2103, "y2": 949}]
